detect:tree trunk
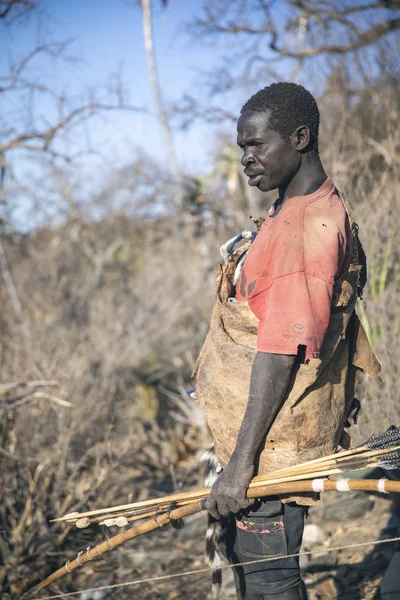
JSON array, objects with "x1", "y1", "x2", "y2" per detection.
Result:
[{"x1": 141, "y1": 0, "x2": 182, "y2": 206}]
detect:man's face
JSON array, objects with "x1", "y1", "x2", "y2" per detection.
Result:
[{"x1": 237, "y1": 110, "x2": 300, "y2": 193}]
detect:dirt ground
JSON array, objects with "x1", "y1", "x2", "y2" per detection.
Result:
[
  {"x1": 61, "y1": 487, "x2": 400, "y2": 600},
  {"x1": 301, "y1": 490, "x2": 400, "y2": 600}
]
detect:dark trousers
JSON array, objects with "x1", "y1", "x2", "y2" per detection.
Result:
[{"x1": 225, "y1": 497, "x2": 306, "y2": 599}]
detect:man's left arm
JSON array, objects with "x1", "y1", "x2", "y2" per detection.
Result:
[{"x1": 205, "y1": 350, "x2": 296, "y2": 520}]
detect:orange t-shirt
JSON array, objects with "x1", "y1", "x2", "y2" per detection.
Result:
[{"x1": 236, "y1": 178, "x2": 350, "y2": 358}]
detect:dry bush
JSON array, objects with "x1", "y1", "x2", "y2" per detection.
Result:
[
  {"x1": 320, "y1": 79, "x2": 400, "y2": 439},
  {"x1": 0, "y1": 207, "x2": 236, "y2": 597}
]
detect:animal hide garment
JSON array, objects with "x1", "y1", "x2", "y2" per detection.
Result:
[{"x1": 194, "y1": 195, "x2": 381, "y2": 505}]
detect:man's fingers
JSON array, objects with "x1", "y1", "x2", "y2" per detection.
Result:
[
  {"x1": 205, "y1": 487, "x2": 252, "y2": 518},
  {"x1": 240, "y1": 497, "x2": 254, "y2": 510},
  {"x1": 217, "y1": 500, "x2": 231, "y2": 516},
  {"x1": 228, "y1": 495, "x2": 252, "y2": 514},
  {"x1": 209, "y1": 507, "x2": 221, "y2": 520},
  {"x1": 205, "y1": 496, "x2": 220, "y2": 520},
  {"x1": 228, "y1": 499, "x2": 242, "y2": 514}
]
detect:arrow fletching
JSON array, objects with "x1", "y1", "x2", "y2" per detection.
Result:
[{"x1": 365, "y1": 426, "x2": 400, "y2": 451}]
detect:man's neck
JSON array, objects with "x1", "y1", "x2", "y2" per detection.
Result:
[{"x1": 279, "y1": 157, "x2": 327, "y2": 202}]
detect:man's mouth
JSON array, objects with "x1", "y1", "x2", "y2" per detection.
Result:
[{"x1": 247, "y1": 174, "x2": 263, "y2": 187}]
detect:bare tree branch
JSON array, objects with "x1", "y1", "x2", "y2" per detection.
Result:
[
  {"x1": 1, "y1": 10, "x2": 146, "y2": 166},
  {"x1": 270, "y1": 15, "x2": 400, "y2": 58},
  {"x1": 171, "y1": 94, "x2": 237, "y2": 129},
  {"x1": 177, "y1": 0, "x2": 400, "y2": 128},
  {"x1": 0, "y1": 40, "x2": 77, "y2": 93},
  {"x1": 0, "y1": 101, "x2": 146, "y2": 154},
  {"x1": 193, "y1": 1, "x2": 400, "y2": 58},
  {"x1": 340, "y1": 1, "x2": 400, "y2": 14},
  {"x1": 0, "y1": 0, "x2": 36, "y2": 21}
]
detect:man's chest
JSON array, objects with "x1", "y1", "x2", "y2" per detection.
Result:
[{"x1": 236, "y1": 214, "x2": 302, "y2": 300}]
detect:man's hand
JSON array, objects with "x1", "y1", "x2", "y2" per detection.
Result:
[
  {"x1": 205, "y1": 460, "x2": 254, "y2": 520},
  {"x1": 205, "y1": 352, "x2": 295, "y2": 520}
]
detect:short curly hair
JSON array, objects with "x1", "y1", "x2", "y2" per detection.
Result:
[{"x1": 241, "y1": 82, "x2": 320, "y2": 153}]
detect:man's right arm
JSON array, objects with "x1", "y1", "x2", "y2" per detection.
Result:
[{"x1": 205, "y1": 350, "x2": 296, "y2": 519}]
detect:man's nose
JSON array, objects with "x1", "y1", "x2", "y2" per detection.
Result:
[{"x1": 241, "y1": 150, "x2": 255, "y2": 167}]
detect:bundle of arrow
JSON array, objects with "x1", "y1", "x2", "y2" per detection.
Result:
[
  {"x1": 31, "y1": 427, "x2": 400, "y2": 594},
  {"x1": 54, "y1": 426, "x2": 400, "y2": 529}
]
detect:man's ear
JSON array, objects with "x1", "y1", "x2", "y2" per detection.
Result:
[{"x1": 290, "y1": 125, "x2": 310, "y2": 152}]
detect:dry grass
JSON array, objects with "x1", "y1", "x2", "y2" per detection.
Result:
[
  {"x1": 320, "y1": 84, "x2": 400, "y2": 439},
  {"x1": 1, "y1": 84, "x2": 400, "y2": 598},
  {"x1": 0, "y1": 211, "x2": 230, "y2": 597}
]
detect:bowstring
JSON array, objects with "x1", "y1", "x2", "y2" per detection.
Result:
[{"x1": 33, "y1": 534, "x2": 400, "y2": 599}]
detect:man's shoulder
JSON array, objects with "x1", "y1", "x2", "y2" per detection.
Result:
[
  {"x1": 303, "y1": 189, "x2": 348, "y2": 237},
  {"x1": 302, "y1": 189, "x2": 349, "y2": 279}
]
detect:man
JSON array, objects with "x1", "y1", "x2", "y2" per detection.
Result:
[{"x1": 195, "y1": 83, "x2": 380, "y2": 599}]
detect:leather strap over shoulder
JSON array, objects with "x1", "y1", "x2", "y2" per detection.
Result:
[
  {"x1": 336, "y1": 188, "x2": 367, "y2": 298},
  {"x1": 336, "y1": 187, "x2": 355, "y2": 229}
]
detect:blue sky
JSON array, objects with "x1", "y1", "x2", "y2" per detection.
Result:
[
  {"x1": 1, "y1": 0, "x2": 306, "y2": 227},
  {"x1": 2, "y1": 0, "x2": 395, "y2": 200},
  {"x1": 1, "y1": 0, "x2": 247, "y2": 180}
]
